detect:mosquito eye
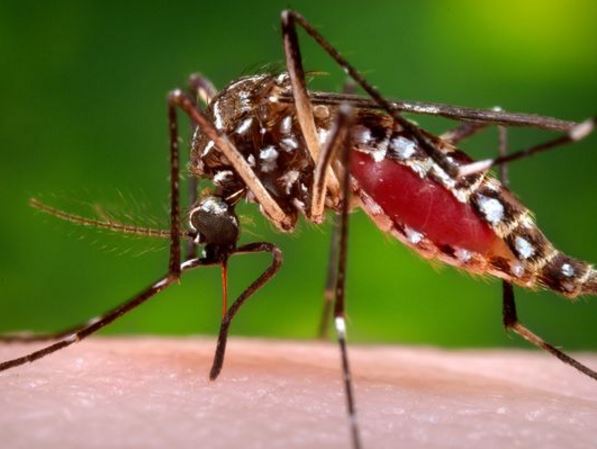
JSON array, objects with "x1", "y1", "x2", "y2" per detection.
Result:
[{"x1": 189, "y1": 196, "x2": 239, "y2": 247}]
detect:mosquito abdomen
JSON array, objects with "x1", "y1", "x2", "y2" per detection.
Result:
[
  {"x1": 350, "y1": 127, "x2": 595, "y2": 299},
  {"x1": 351, "y1": 150, "x2": 507, "y2": 256}
]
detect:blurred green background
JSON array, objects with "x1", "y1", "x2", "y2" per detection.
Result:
[{"x1": 1, "y1": 0, "x2": 596, "y2": 350}]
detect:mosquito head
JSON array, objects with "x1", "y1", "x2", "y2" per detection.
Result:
[{"x1": 189, "y1": 196, "x2": 239, "y2": 260}]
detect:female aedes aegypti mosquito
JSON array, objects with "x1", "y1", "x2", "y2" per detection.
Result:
[{"x1": 1, "y1": 10, "x2": 596, "y2": 449}]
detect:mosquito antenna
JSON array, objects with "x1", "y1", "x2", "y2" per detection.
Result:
[{"x1": 29, "y1": 197, "x2": 191, "y2": 240}]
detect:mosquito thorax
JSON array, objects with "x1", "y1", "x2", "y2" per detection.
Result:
[
  {"x1": 190, "y1": 72, "x2": 328, "y2": 225},
  {"x1": 189, "y1": 196, "x2": 239, "y2": 252}
]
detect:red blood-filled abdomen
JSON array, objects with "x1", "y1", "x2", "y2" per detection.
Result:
[{"x1": 351, "y1": 151, "x2": 502, "y2": 255}]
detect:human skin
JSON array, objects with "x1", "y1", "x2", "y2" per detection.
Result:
[{"x1": 0, "y1": 337, "x2": 595, "y2": 449}]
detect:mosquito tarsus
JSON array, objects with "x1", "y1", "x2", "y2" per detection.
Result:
[{"x1": 1, "y1": 10, "x2": 596, "y2": 449}]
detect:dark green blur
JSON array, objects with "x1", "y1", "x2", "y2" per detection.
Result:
[{"x1": 1, "y1": 1, "x2": 596, "y2": 349}]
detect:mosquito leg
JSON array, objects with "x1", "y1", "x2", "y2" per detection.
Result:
[
  {"x1": 458, "y1": 117, "x2": 595, "y2": 176},
  {"x1": 310, "y1": 104, "x2": 353, "y2": 221},
  {"x1": 332, "y1": 103, "x2": 362, "y2": 449},
  {"x1": 282, "y1": 9, "x2": 367, "y2": 424},
  {"x1": 281, "y1": 10, "x2": 340, "y2": 200},
  {"x1": 502, "y1": 279, "x2": 597, "y2": 380},
  {"x1": 209, "y1": 242, "x2": 283, "y2": 380},
  {"x1": 311, "y1": 104, "x2": 354, "y2": 337},
  {"x1": 166, "y1": 91, "x2": 185, "y2": 277},
  {"x1": 288, "y1": 65, "x2": 361, "y2": 439},
  {"x1": 167, "y1": 90, "x2": 294, "y2": 232},
  {"x1": 281, "y1": 10, "x2": 458, "y2": 178},
  {"x1": 318, "y1": 212, "x2": 340, "y2": 339},
  {"x1": 316, "y1": 82, "x2": 357, "y2": 338}
]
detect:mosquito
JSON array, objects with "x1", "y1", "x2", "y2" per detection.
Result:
[{"x1": 1, "y1": 10, "x2": 595, "y2": 449}]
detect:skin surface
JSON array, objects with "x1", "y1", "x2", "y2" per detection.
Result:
[{"x1": 0, "y1": 337, "x2": 595, "y2": 449}]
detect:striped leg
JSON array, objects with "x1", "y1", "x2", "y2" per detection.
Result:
[
  {"x1": 304, "y1": 99, "x2": 361, "y2": 447},
  {"x1": 332, "y1": 104, "x2": 362, "y2": 449},
  {"x1": 296, "y1": 99, "x2": 361, "y2": 446},
  {"x1": 318, "y1": 81, "x2": 357, "y2": 339},
  {"x1": 273, "y1": 83, "x2": 360, "y2": 442}
]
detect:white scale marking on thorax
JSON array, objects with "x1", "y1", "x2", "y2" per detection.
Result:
[
  {"x1": 259, "y1": 146, "x2": 279, "y2": 173},
  {"x1": 235, "y1": 117, "x2": 253, "y2": 134}
]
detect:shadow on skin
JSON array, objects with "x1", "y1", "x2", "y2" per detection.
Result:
[{"x1": 0, "y1": 337, "x2": 595, "y2": 449}]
